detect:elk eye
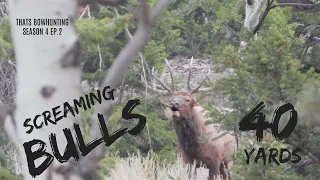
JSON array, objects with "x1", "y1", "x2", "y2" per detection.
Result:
[{"x1": 186, "y1": 99, "x2": 190, "y2": 102}]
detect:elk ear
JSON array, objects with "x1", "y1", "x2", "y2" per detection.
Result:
[
  {"x1": 157, "y1": 95, "x2": 170, "y2": 106},
  {"x1": 190, "y1": 97, "x2": 198, "y2": 107},
  {"x1": 157, "y1": 95, "x2": 172, "y2": 121},
  {"x1": 159, "y1": 107, "x2": 173, "y2": 121}
]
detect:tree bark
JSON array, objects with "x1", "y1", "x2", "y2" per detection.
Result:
[
  {"x1": 240, "y1": 0, "x2": 267, "y2": 50},
  {"x1": 4, "y1": 0, "x2": 170, "y2": 179},
  {"x1": 6, "y1": 0, "x2": 82, "y2": 179}
]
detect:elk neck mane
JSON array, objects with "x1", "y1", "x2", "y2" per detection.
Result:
[{"x1": 173, "y1": 103, "x2": 205, "y2": 159}]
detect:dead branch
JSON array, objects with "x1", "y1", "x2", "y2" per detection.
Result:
[
  {"x1": 253, "y1": 0, "x2": 316, "y2": 35},
  {"x1": 78, "y1": 5, "x2": 89, "y2": 19},
  {"x1": 78, "y1": 0, "x2": 127, "y2": 6},
  {"x1": 252, "y1": 0, "x2": 274, "y2": 35},
  {"x1": 270, "y1": 3, "x2": 317, "y2": 9},
  {"x1": 114, "y1": 7, "x2": 149, "y2": 95},
  {"x1": 77, "y1": 0, "x2": 170, "y2": 178}
]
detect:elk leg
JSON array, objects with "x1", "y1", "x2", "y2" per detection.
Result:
[
  {"x1": 208, "y1": 163, "x2": 220, "y2": 180},
  {"x1": 226, "y1": 164, "x2": 232, "y2": 180},
  {"x1": 219, "y1": 163, "x2": 227, "y2": 180}
]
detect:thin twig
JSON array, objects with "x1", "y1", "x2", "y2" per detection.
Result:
[
  {"x1": 270, "y1": 3, "x2": 316, "y2": 9},
  {"x1": 79, "y1": 5, "x2": 89, "y2": 19}
]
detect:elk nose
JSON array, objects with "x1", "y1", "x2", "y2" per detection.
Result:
[{"x1": 170, "y1": 101, "x2": 179, "y2": 111}]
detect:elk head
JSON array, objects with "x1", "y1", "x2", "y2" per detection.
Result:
[{"x1": 150, "y1": 57, "x2": 211, "y2": 121}]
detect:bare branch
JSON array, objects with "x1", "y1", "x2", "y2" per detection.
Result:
[
  {"x1": 253, "y1": 3, "x2": 271, "y2": 35},
  {"x1": 139, "y1": 0, "x2": 149, "y2": 26},
  {"x1": 114, "y1": 7, "x2": 149, "y2": 95},
  {"x1": 78, "y1": 0, "x2": 170, "y2": 178},
  {"x1": 98, "y1": 0, "x2": 169, "y2": 90},
  {"x1": 78, "y1": 0, "x2": 127, "y2": 6},
  {"x1": 165, "y1": 58, "x2": 175, "y2": 92},
  {"x1": 78, "y1": 5, "x2": 89, "y2": 19},
  {"x1": 270, "y1": 3, "x2": 316, "y2": 9},
  {"x1": 149, "y1": 0, "x2": 169, "y2": 25},
  {"x1": 253, "y1": 2, "x2": 317, "y2": 35},
  {"x1": 97, "y1": 45, "x2": 104, "y2": 69},
  {"x1": 82, "y1": 6, "x2": 105, "y2": 71}
]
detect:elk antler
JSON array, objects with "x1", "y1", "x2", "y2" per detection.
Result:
[
  {"x1": 150, "y1": 57, "x2": 211, "y2": 95},
  {"x1": 152, "y1": 67, "x2": 173, "y2": 94},
  {"x1": 165, "y1": 58, "x2": 175, "y2": 92},
  {"x1": 187, "y1": 56, "x2": 211, "y2": 94},
  {"x1": 150, "y1": 59, "x2": 176, "y2": 95},
  {"x1": 187, "y1": 56, "x2": 194, "y2": 92}
]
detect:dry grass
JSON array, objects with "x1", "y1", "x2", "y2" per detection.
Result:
[{"x1": 105, "y1": 152, "x2": 210, "y2": 180}]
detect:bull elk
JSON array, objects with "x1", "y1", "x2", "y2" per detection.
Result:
[{"x1": 150, "y1": 58, "x2": 237, "y2": 180}]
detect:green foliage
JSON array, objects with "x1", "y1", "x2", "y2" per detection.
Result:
[
  {"x1": 75, "y1": 8, "x2": 130, "y2": 75},
  {"x1": 296, "y1": 79, "x2": 320, "y2": 127},
  {"x1": 212, "y1": 7, "x2": 319, "y2": 180},
  {"x1": 74, "y1": 0, "x2": 244, "y2": 84},
  {"x1": 71, "y1": 3, "x2": 320, "y2": 179},
  {"x1": 0, "y1": 19, "x2": 13, "y2": 59},
  {"x1": 81, "y1": 69, "x2": 106, "y2": 84},
  {"x1": 0, "y1": 0, "x2": 318, "y2": 179},
  {"x1": 290, "y1": 8, "x2": 320, "y2": 74},
  {"x1": 98, "y1": 152, "x2": 121, "y2": 179},
  {"x1": 168, "y1": 0, "x2": 242, "y2": 56},
  {"x1": 215, "y1": 8, "x2": 314, "y2": 112},
  {"x1": 96, "y1": 98, "x2": 177, "y2": 178},
  {"x1": 150, "y1": 9, "x2": 187, "y2": 56},
  {"x1": 106, "y1": 98, "x2": 177, "y2": 159},
  {"x1": 143, "y1": 40, "x2": 168, "y2": 72},
  {"x1": 231, "y1": 135, "x2": 301, "y2": 180},
  {"x1": 0, "y1": 167, "x2": 15, "y2": 180}
]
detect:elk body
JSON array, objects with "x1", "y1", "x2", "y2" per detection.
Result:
[{"x1": 151, "y1": 58, "x2": 237, "y2": 180}]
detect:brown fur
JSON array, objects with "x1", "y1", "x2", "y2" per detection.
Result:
[{"x1": 169, "y1": 92, "x2": 236, "y2": 180}]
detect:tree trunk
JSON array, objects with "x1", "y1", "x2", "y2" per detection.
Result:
[
  {"x1": 240, "y1": 0, "x2": 267, "y2": 50},
  {"x1": 6, "y1": 0, "x2": 82, "y2": 179},
  {"x1": 4, "y1": 0, "x2": 170, "y2": 179}
]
